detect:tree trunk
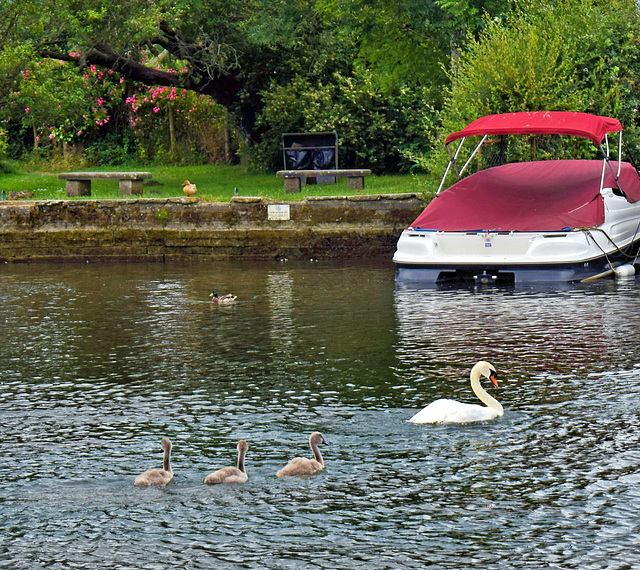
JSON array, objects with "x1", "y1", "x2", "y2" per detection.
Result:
[
  {"x1": 169, "y1": 104, "x2": 176, "y2": 156},
  {"x1": 224, "y1": 116, "x2": 230, "y2": 163}
]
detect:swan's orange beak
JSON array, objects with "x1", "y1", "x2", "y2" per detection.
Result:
[{"x1": 489, "y1": 371, "x2": 499, "y2": 387}]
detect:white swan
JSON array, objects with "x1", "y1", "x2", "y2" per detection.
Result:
[
  {"x1": 204, "y1": 440, "x2": 249, "y2": 484},
  {"x1": 276, "y1": 432, "x2": 328, "y2": 477},
  {"x1": 133, "y1": 437, "x2": 174, "y2": 486},
  {"x1": 408, "y1": 361, "x2": 503, "y2": 424}
]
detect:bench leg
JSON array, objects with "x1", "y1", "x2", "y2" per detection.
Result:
[
  {"x1": 284, "y1": 177, "x2": 301, "y2": 193},
  {"x1": 66, "y1": 180, "x2": 91, "y2": 197},
  {"x1": 120, "y1": 179, "x2": 144, "y2": 196},
  {"x1": 347, "y1": 176, "x2": 365, "y2": 190}
]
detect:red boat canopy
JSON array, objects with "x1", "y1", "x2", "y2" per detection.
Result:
[
  {"x1": 410, "y1": 160, "x2": 640, "y2": 232},
  {"x1": 445, "y1": 112, "x2": 622, "y2": 146}
]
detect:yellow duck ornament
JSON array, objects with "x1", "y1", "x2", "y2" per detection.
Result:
[{"x1": 183, "y1": 180, "x2": 197, "y2": 197}]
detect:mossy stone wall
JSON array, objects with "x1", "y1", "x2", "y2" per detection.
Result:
[{"x1": 0, "y1": 194, "x2": 425, "y2": 262}]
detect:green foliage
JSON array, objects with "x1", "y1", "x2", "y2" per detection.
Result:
[
  {"x1": 0, "y1": 126, "x2": 13, "y2": 174},
  {"x1": 0, "y1": 43, "x2": 231, "y2": 166},
  {"x1": 315, "y1": 0, "x2": 511, "y2": 93},
  {"x1": 0, "y1": 128, "x2": 8, "y2": 159},
  {"x1": 126, "y1": 84, "x2": 232, "y2": 165},
  {"x1": 417, "y1": 0, "x2": 640, "y2": 176},
  {"x1": 253, "y1": 68, "x2": 438, "y2": 173},
  {"x1": 6, "y1": 59, "x2": 122, "y2": 146},
  {"x1": 84, "y1": 131, "x2": 141, "y2": 166}
]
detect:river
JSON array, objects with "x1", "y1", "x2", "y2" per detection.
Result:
[{"x1": 1, "y1": 260, "x2": 640, "y2": 568}]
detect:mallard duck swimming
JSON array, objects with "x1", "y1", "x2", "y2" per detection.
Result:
[{"x1": 210, "y1": 290, "x2": 237, "y2": 304}]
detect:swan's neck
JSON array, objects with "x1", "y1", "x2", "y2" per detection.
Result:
[
  {"x1": 237, "y1": 448, "x2": 247, "y2": 473},
  {"x1": 163, "y1": 448, "x2": 172, "y2": 473},
  {"x1": 310, "y1": 441, "x2": 324, "y2": 466},
  {"x1": 470, "y1": 374, "x2": 503, "y2": 413}
]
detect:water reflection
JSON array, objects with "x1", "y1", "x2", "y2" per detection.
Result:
[{"x1": 2, "y1": 262, "x2": 640, "y2": 568}]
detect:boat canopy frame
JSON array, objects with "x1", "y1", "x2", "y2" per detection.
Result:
[{"x1": 436, "y1": 111, "x2": 624, "y2": 197}]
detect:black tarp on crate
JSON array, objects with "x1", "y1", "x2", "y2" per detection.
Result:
[{"x1": 282, "y1": 132, "x2": 338, "y2": 184}]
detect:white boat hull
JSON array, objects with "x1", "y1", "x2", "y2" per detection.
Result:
[{"x1": 394, "y1": 193, "x2": 640, "y2": 284}]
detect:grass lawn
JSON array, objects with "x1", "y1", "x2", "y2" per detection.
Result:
[{"x1": 0, "y1": 164, "x2": 433, "y2": 202}]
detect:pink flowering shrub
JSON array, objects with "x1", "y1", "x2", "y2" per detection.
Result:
[
  {"x1": 7, "y1": 56, "x2": 124, "y2": 151},
  {"x1": 3, "y1": 48, "x2": 233, "y2": 165},
  {"x1": 124, "y1": 82, "x2": 230, "y2": 163}
]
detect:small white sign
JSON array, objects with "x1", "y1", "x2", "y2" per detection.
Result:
[{"x1": 268, "y1": 204, "x2": 290, "y2": 221}]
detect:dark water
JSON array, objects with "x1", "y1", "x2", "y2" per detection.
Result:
[{"x1": 2, "y1": 260, "x2": 640, "y2": 568}]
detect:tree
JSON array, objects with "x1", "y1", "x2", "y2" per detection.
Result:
[
  {"x1": 1, "y1": 1, "x2": 247, "y2": 120},
  {"x1": 413, "y1": 0, "x2": 640, "y2": 175},
  {"x1": 314, "y1": 0, "x2": 512, "y2": 97},
  {"x1": 1, "y1": 0, "x2": 513, "y2": 141}
]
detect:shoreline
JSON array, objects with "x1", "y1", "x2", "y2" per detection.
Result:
[{"x1": 0, "y1": 193, "x2": 425, "y2": 263}]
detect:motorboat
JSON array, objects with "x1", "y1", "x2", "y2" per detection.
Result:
[{"x1": 393, "y1": 111, "x2": 640, "y2": 284}]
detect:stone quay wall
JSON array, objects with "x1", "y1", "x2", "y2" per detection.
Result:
[{"x1": 0, "y1": 194, "x2": 425, "y2": 262}]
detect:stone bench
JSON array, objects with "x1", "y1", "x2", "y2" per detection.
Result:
[
  {"x1": 276, "y1": 169, "x2": 372, "y2": 193},
  {"x1": 58, "y1": 172, "x2": 152, "y2": 197}
]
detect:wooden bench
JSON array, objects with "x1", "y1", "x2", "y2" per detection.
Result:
[
  {"x1": 58, "y1": 172, "x2": 152, "y2": 197},
  {"x1": 276, "y1": 169, "x2": 372, "y2": 193}
]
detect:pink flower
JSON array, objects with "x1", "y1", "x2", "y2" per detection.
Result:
[
  {"x1": 77, "y1": 130, "x2": 82, "y2": 135},
  {"x1": 49, "y1": 133, "x2": 55, "y2": 139},
  {"x1": 69, "y1": 52, "x2": 77, "y2": 57},
  {"x1": 25, "y1": 108, "x2": 30, "y2": 113},
  {"x1": 97, "y1": 97, "x2": 104, "y2": 106},
  {"x1": 153, "y1": 107, "x2": 160, "y2": 113}
]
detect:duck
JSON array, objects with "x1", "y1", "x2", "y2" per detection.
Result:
[
  {"x1": 204, "y1": 440, "x2": 249, "y2": 484},
  {"x1": 276, "y1": 432, "x2": 328, "y2": 477},
  {"x1": 133, "y1": 437, "x2": 174, "y2": 486},
  {"x1": 210, "y1": 290, "x2": 237, "y2": 304},
  {"x1": 408, "y1": 361, "x2": 503, "y2": 424},
  {"x1": 183, "y1": 180, "x2": 197, "y2": 197}
]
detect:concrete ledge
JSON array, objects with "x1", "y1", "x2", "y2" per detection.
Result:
[{"x1": 0, "y1": 194, "x2": 425, "y2": 262}]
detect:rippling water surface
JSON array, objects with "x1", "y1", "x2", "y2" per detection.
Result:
[{"x1": 2, "y1": 260, "x2": 640, "y2": 568}]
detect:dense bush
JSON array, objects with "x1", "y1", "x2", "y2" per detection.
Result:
[
  {"x1": 418, "y1": 0, "x2": 640, "y2": 180},
  {"x1": 0, "y1": 46, "x2": 235, "y2": 167},
  {"x1": 252, "y1": 69, "x2": 438, "y2": 173}
]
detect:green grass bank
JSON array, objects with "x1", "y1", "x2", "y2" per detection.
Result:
[{"x1": 0, "y1": 164, "x2": 433, "y2": 202}]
